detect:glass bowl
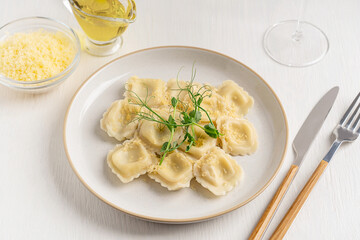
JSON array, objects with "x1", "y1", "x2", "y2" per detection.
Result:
[{"x1": 0, "y1": 17, "x2": 81, "y2": 92}]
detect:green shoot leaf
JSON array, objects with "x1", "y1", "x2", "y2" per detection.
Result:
[
  {"x1": 171, "y1": 97, "x2": 178, "y2": 107},
  {"x1": 206, "y1": 123, "x2": 216, "y2": 130},
  {"x1": 168, "y1": 115, "x2": 176, "y2": 126},
  {"x1": 181, "y1": 112, "x2": 191, "y2": 124},
  {"x1": 160, "y1": 142, "x2": 169, "y2": 152},
  {"x1": 186, "y1": 132, "x2": 195, "y2": 143},
  {"x1": 194, "y1": 111, "x2": 202, "y2": 123},
  {"x1": 189, "y1": 110, "x2": 202, "y2": 123},
  {"x1": 204, "y1": 123, "x2": 220, "y2": 138}
]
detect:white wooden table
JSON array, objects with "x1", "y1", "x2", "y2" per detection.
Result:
[{"x1": 1, "y1": 0, "x2": 359, "y2": 239}]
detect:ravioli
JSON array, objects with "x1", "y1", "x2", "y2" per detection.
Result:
[
  {"x1": 100, "y1": 99, "x2": 139, "y2": 141},
  {"x1": 138, "y1": 112, "x2": 183, "y2": 152},
  {"x1": 198, "y1": 92, "x2": 232, "y2": 123},
  {"x1": 148, "y1": 151, "x2": 194, "y2": 190},
  {"x1": 107, "y1": 138, "x2": 156, "y2": 183},
  {"x1": 217, "y1": 80, "x2": 254, "y2": 117},
  {"x1": 194, "y1": 147, "x2": 243, "y2": 196},
  {"x1": 179, "y1": 125, "x2": 217, "y2": 159},
  {"x1": 125, "y1": 76, "x2": 168, "y2": 107},
  {"x1": 217, "y1": 117, "x2": 258, "y2": 155}
]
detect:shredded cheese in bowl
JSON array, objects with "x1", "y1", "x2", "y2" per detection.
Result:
[
  {"x1": 0, "y1": 17, "x2": 80, "y2": 92},
  {"x1": 0, "y1": 30, "x2": 76, "y2": 82}
]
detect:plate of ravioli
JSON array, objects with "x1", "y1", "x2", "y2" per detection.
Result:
[{"x1": 64, "y1": 46, "x2": 288, "y2": 223}]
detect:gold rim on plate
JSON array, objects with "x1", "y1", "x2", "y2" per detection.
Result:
[{"x1": 63, "y1": 45, "x2": 289, "y2": 223}]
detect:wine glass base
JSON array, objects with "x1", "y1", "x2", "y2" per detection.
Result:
[
  {"x1": 263, "y1": 20, "x2": 329, "y2": 67},
  {"x1": 85, "y1": 36, "x2": 123, "y2": 57}
]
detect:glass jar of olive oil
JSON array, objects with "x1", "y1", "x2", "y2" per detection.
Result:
[{"x1": 69, "y1": 0, "x2": 136, "y2": 56}]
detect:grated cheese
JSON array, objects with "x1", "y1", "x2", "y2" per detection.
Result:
[{"x1": 0, "y1": 29, "x2": 76, "y2": 82}]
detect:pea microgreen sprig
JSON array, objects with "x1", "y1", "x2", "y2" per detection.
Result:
[{"x1": 128, "y1": 65, "x2": 221, "y2": 165}]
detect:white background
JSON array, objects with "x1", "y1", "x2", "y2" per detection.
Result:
[{"x1": 1, "y1": 0, "x2": 360, "y2": 239}]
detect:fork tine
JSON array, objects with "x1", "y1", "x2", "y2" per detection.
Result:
[
  {"x1": 354, "y1": 110, "x2": 360, "y2": 133},
  {"x1": 346, "y1": 101, "x2": 360, "y2": 128},
  {"x1": 340, "y1": 92, "x2": 360, "y2": 125}
]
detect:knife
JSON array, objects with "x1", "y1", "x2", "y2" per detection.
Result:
[{"x1": 249, "y1": 86, "x2": 339, "y2": 240}]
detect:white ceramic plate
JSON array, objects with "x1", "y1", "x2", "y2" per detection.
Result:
[{"x1": 64, "y1": 46, "x2": 288, "y2": 223}]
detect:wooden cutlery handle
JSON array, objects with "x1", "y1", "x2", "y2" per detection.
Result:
[
  {"x1": 270, "y1": 160, "x2": 328, "y2": 240},
  {"x1": 249, "y1": 164, "x2": 299, "y2": 240}
]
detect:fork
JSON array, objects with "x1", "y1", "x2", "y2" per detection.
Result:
[{"x1": 270, "y1": 92, "x2": 360, "y2": 239}]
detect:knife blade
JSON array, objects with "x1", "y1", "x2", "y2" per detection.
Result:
[
  {"x1": 293, "y1": 86, "x2": 339, "y2": 166},
  {"x1": 249, "y1": 86, "x2": 339, "y2": 240}
]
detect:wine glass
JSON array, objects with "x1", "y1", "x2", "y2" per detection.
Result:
[{"x1": 263, "y1": 1, "x2": 329, "y2": 67}]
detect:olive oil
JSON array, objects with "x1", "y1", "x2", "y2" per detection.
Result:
[{"x1": 71, "y1": 0, "x2": 136, "y2": 42}]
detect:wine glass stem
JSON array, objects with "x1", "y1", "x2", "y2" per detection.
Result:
[{"x1": 293, "y1": 0, "x2": 307, "y2": 42}]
